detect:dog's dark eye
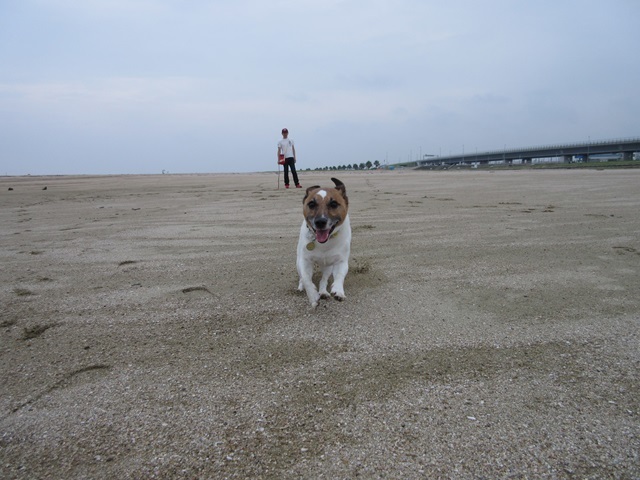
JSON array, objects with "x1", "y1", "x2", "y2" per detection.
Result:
[
  {"x1": 329, "y1": 200, "x2": 339, "y2": 209},
  {"x1": 307, "y1": 200, "x2": 317, "y2": 209}
]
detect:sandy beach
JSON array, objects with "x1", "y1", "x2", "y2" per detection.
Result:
[{"x1": 1, "y1": 169, "x2": 638, "y2": 478}]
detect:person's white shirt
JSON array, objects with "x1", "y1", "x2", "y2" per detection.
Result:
[{"x1": 278, "y1": 138, "x2": 295, "y2": 158}]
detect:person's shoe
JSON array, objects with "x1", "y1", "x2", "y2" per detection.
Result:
[
  {"x1": 296, "y1": 184, "x2": 302, "y2": 188},
  {"x1": 285, "y1": 185, "x2": 290, "y2": 189}
]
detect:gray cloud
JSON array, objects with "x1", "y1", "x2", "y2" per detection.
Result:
[{"x1": 1, "y1": 0, "x2": 638, "y2": 174}]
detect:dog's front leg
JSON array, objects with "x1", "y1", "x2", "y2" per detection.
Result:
[
  {"x1": 330, "y1": 260, "x2": 349, "y2": 301},
  {"x1": 297, "y1": 260, "x2": 320, "y2": 308},
  {"x1": 318, "y1": 266, "x2": 332, "y2": 299}
]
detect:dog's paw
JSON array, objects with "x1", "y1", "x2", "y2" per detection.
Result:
[
  {"x1": 310, "y1": 296, "x2": 320, "y2": 308},
  {"x1": 331, "y1": 290, "x2": 346, "y2": 302},
  {"x1": 308, "y1": 291, "x2": 321, "y2": 308},
  {"x1": 320, "y1": 290, "x2": 330, "y2": 299}
]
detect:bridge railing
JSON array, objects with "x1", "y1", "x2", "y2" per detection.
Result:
[
  {"x1": 489, "y1": 137, "x2": 640, "y2": 156},
  {"x1": 422, "y1": 137, "x2": 640, "y2": 162}
]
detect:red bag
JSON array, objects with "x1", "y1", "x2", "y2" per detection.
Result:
[{"x1": 278, "y1": 153, "x2": 285, "y2": 165}]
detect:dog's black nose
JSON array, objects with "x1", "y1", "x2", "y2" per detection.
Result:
[{"x1": 314, "y1": 217, "x2": 328, "y2": 230}]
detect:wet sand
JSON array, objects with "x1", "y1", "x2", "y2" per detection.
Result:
[{"x1": 1, "y1": 169, "x2": 639, "y2": 478}]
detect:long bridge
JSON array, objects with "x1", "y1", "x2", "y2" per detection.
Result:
[{"x1": 408, "y1": 137, "x2": 640, "y2": 167}]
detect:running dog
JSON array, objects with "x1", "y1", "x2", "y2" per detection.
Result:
[{"x1": 297, "y1": 178, "x2": 352, "y2": 307}]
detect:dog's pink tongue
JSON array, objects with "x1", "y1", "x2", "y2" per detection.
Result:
[{"x1": 316, "y1": 229, "x2": 331, "y2": 244}]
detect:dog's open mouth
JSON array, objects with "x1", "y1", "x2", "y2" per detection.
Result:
[
  {"x1": 314, "y1": 225, "x2": 336, "y2": 243},
  {"x1": 315, "y1": 227, "x2": 333, "y2": 244}
]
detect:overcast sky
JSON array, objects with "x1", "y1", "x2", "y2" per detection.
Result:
[{"x1": 1, "y1": 0, "x2": 639, "y2": 175}]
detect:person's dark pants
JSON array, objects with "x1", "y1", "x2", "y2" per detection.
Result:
[{"x1": 284, "y1": 157, "x2": 299, "y2": 186}]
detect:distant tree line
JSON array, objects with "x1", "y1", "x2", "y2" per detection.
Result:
[{"x1": 307, "y1": 160, "x2": 381, "y2": 171}]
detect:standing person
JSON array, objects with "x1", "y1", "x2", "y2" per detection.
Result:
[{"x1": 277, "y1": 128, "x2": 301, "y2": 189}]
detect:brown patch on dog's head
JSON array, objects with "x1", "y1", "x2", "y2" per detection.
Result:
[{"x1": 302, "y1": 178, "x2": 349, "y2": 244}]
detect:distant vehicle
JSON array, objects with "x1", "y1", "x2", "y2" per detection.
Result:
[{"x1": 590, "y1": 153, "x2": 622, "y2": 161}]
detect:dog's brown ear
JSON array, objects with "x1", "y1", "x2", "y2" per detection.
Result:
[
  {"x1": 331, "y1": 177, "x2": 346, "y2": 195},
  {"x1": 331, "y1": 177, "x2": 348, "y2": 205}
]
